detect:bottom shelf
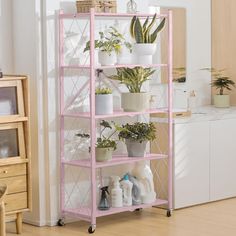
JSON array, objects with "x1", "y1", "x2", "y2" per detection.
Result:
[{"x1": 63, "y1": 199, "x2": 168, "y2": 221}]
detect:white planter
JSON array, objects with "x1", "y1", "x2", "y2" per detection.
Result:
[
  {"x1": 95, "y1": 94, "x2": 113, "y2": 115},
  {"x1": 98, "y1": 51, "x2": 117, "y2": 66},
  {"x1": 213, "y1": 95, "x2": 230, "y2": 108},
  {"x1": 95, "y1": 147, "x2": 113, "y2": 162},
  {"x1": 117, "y1": 47, "x2": 132, "y2": 64},
  {"x1": 133, "y1": 44, "x2": 157, "y2": 64},
  {"x1": 121, "y1": 93, "x2": 150, "y2": 112}
]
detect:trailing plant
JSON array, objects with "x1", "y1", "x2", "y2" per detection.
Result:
[
  {"x1": 108, "y1": 66, "x2": 155, "y2": 93},
  {"x1": 76, "y1": 120, "x2": 117, "y2": 150},
  {"x1": 173, "y1": 67, "x2": 186, "y2": 83},
  {"x1": 95, "y1": 87, "x2": 112, "y2": 95},
  {"x1": 130, "y1": 14, "x2": 166, "y2": 43},
  {"x1": 84, "y1": 26, "x2": 132, "y2": 55},
  {"x1": 116, "y1": 122, "x2": 156, "y2": 143},
  {"x1": 202, "y1": 68, "x2": 236, "y2": 95}
]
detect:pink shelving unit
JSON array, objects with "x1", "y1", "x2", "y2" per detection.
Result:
[{"x1": 58, "y1": 9, "x2": 173, "y2": 233}]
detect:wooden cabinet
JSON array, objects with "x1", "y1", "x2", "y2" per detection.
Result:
[{"x1": 0, "y1": 75, "x2": 31, "y2": 234}]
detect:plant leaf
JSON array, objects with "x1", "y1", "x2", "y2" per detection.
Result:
[
  {"x1": 134, "y1": 18, "x2": 144, "y2": 43},
  {"x1": 150, "y1": 18, "x2": 166, "y2": 43}
]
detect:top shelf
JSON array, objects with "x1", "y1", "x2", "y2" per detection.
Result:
[{"x1": 59, "y1": 12, "x2": 168, "y2": 19}]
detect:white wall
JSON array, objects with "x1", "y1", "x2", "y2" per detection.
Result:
[{"x1": 150, "y1": 0, "x2": 212, "y2": 106}]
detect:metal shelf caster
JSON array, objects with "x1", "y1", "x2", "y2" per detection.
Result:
[
  {"x1": 166, "y1": 209, "x2": 172, "y2": 217},
  {"x1": 57, "y1": 218, "x2": 65, "y2": 226},
  {"x1": 88, "y1": 225, "x2": 96, "y2": 234}
]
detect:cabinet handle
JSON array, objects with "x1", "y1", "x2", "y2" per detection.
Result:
[{"x1": 3, "y1": 170, "x2": 8, "y2": 174}]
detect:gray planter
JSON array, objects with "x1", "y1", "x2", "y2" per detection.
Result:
[
  {"x1": 95, "y1": 147, "x2": 113, "y2": 162},
  {"x1": 125, "y1": 139, "x2": 148, "y2": 157}
]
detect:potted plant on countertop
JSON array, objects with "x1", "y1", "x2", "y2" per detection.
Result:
[
  {"x1": 84, "y1": 26, "x2": 132, "y2": 66},
  {"x1": 95, "y1": 87, "x2": 113, "y2": 115},
  {"x1": 130, "y1": 14, "x2": 165, "y2": 64},
  {"x1": 108, "y1": 66, "x2": 155, "y2": 112},
  {"x1": 203, "y1": 68, "x2": 235, "y2": 108},
  {"x1": 116, "y1": 122, "x2": 156, "y2": 157},
  {"x1": 76, "y1": 120, "x2": 117, "y2": 162}
]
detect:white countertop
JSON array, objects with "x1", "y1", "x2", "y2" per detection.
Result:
[{"x1": 151, "y1": 106, "x2": 236, "y2": 124}]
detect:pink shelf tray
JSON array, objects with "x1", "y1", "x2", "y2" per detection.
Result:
[
  {"x1": 62, "y1": 153, "x2": 168, "y2": 169},
  {"x1": 63, "y1": 108, "x2": 168, "y2": 119},
  {"x1": 63, "y1": 198, "x2": 168, "y2": 220}
]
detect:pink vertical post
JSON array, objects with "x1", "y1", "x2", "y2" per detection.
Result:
[
  {"x1": 59, "y1": 10, "x2": 65, "y2": 214},
  {"x1": 89, "y1": 8, "x2": 97, "y2": 227},
  {"x1": 167, "y1": 10, "x2": 173, "y2": 211}
]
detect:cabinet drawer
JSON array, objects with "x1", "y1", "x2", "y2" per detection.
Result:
[
  {"x1": 0, "y1": 164, "x2": 26, "y2": 178},
  {"x1": 0, "y1": 175, "x2": 27, "y2": 194},
  {"x1": 5, "y1": 192, "x2": 27, "y2": 212}
]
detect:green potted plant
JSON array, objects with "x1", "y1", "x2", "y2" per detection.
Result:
[
  {"x1": 108, "y1": 66, "x2": 155, "y2": 112},
  {"x1": 116, "y1": 122, "x2": 156, "y2": 157},
  {"x1": 130, "y1": 14, "x2": 165, "y2": 64},
  {"x1": 76, "y1": 120, "x2": 117, "y2": 162},
  {"x1": 203, "y1": 68, "x2": 235, "y2": 108},
  {"x1": 95, "y1": 87, "x2": 113, "y2": 115},
  {"x1": 84, "y1": 26, "x2": 132, "y2": 66}
]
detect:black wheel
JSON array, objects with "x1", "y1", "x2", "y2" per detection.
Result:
[
  {"x1": 135, "y1": 208, "x2": 142, "y2": 211},
  {"x1": 88, "y1": 225, "x2": 96, "y2": 234},
  {"x1": 57, "y1": 218, "x2": 65, "y2": 226},
  {"x1": 167, "y1": 210, "x2": 172, "y2": 217}
]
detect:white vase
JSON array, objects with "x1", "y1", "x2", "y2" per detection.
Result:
[
  {"x1": 95, "y1": 147, "x2": 113, "y2": 162},
  {"x1": 133, "y1": 44, "x2": 157, "y2": 65},
  {"x1": 121, "y1": 92, "x2": 150, "y2": 112},
  {"x1": 117, "y1": 47, "x2": 133, "y2": 64},
  {"x1": 95, "y1": 94, "x2": 113, "y2": 115},
  {"x1": 213, "y1": 94, "x2": 230, "y2": 108},
  {"x1": 98, "y1": 51, "x2": 117, "y2": 66}
]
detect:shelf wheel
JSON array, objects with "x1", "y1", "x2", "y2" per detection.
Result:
[
  {"x1": 88, "y1": 224, "x2": 96, "y2": 234},
  {"x1": 57, "y1": 218, "x2": 65, "y2": 226},
  {"x1": 166, "y1": 209, "x2": 172, "y2": 217}
]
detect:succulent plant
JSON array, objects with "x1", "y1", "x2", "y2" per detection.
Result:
[
  {"x1": 108, "y1": 66, "x2": 155, "y2": 93},
  {"x1": 130, "y1": 14, "x2": 166, "y2": 44},
  {"x1": 95, "y1": 87, "x2": 112, "y2": 95}
]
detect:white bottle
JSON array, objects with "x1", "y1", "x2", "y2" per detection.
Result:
[
  {"x1": 110, "y1": 176, "x2": 123, "y2": 208},
  {"x1": 120, "y1": 174, "x2": 133, "y2": 206}
]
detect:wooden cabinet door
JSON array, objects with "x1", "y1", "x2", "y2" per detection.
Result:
[
  {"x1": 174, "y1": 122, "x2": 210, "y2": 208},
  {"x1": 210, "y1": 119, "x2": 236, "y2": 201}
]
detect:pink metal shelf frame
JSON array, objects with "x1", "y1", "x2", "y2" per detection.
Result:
[{"x1": 59, "y1": 8, "x2": 173, "y2": 230}]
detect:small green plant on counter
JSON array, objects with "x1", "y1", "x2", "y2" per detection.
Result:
[
  {"x1": 95, "y1": 87, "x2": 112, "y2": 95},
  {"x1": 84, "y1": 26, "x2": 132, "y2": 55},
  {"x1": 116, "y1": 122, "x2": 156, "y2": 143},
  {"x1": 202, "y1": 68, "x2": 235, "y2": 95},
  {"x1": 76, "y1": 120, "x2": 117, "y2": 150},
  {"x1": 130, "y1": 14, "x2": 166, "y2": 43},
  {"x1": 108, "y1": 66, "x2": 155, "y2": 93},
  {"x1": 173, "y1": 67, "x2": 186, "y2": 83}
]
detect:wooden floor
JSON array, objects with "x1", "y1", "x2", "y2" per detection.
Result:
[{"x1": 6, "y1": 198, "x2": 236, "y2": 236}]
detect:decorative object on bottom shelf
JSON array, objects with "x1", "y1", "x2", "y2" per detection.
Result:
[
  {"x1": 108, "y1": 67, "x2": 155, "y2": 112},
  {"x1": 117, "y1": 122, "x2": 156, "y2": 157},
  {"x1": 95, "y1": 87, "x2": 113, "y2": 115},
  {"x1": 76, "y1": 120, "x2": 117, "y2": 162},
  {"x1": 98, "y1": 186, "x2": 110, "y2": 210},
  {"x1": 110, "y1": 176, "x2": 123, "y2": 208},
  {"x1": 127, "y1": 174, "x2": 142, "y2": 205},
  {"x1": 202, "y1": 68, "x2": 236, "y2": 108},
  {"x1": 120, "y1": 174, "x2": 133, "y2": 206},
  {"x1": 132, "y1": 162, "x2": 156, "y2": 204},
  {"x1": 84, "y1": 27, "x2": 132, "y2": 66},
  {"x1": 130, "y1": 14, "x2": 166, "y2": 64}
]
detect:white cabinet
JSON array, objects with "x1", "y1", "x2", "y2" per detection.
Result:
[
  {"x1": 174, "y1": 122, "x2": 210, "y2": 208},
  {"x1": 210, "y1": 119, "x2": 236, "y2": 201}
]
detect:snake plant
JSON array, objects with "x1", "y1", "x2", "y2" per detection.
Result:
[{"x1": 130, "y1": 14, "x2": 166, "y2": 43}]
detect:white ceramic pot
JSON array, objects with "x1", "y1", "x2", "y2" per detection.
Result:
[
  {"x1": 214, "y1": 94, "x2": 230, "y2": 108},
  {"x1": 125, "y1": 140, "x2": 148, "y2": 157},
  {"x1": 95, "y1": 147, "x2": 113, "y2": 162},
  {"x1": 98, "y1": 51, "x2": 117, "y2": 66},
  {"x1": 117, "y1": 47, "x2": 132, "y2": 64},
  {"x1": 121, "y1": 92, "x2": 150, "y2": 112},
  {"x1": 133, "y1": 43, "x2": 157, "y2": 64},
  {"x1": 95, "y1": 94, "x2": 113, "y2": 115}
]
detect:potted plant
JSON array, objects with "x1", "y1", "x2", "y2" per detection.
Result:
[
  {"x1": 95, "y1": 87, "x2": 113, "y2": 115},
  {"x1": 76, "y1": 120, "x2": 117, "y2": 162},
  {"x1": 203, "y1": 68, "x2": 235, "y2": 108},
  {"x1": 84, "y1": 26, "x2": 132, "y2": 66},
  {"x1": 173, "y1": 67, "x2": 186, "y2": 83},
  {"x1": 116, "y1": 122, "x2": 156, "y2": 157},
  {"x1": 130, "y1": 14, "x2": 165, "y2": 64},
  {"x1": 108, "y1": 66, "x2": 155, "y2": 112}
]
